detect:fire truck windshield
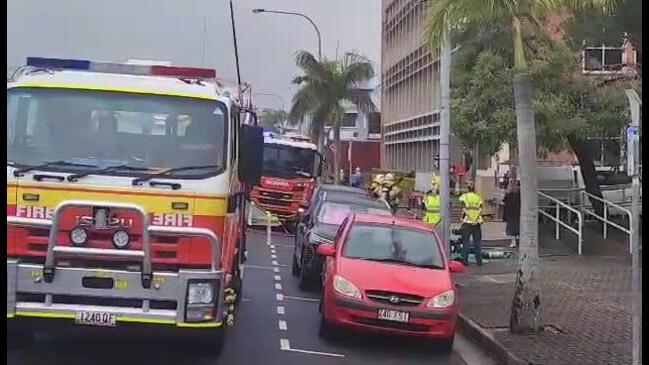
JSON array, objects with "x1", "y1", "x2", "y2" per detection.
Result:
[
  {"x1": 262, "y1": 144, "x2": 317, "y2": 178},
  {"x1": 7, "y1": 87, "x2": 227, "y2": 178}
]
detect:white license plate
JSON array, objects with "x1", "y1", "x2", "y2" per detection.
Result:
[
  {"x1": 377, "y1": 309, "x2": 410, "y2": 323},
  {"x1": 75, "y1": 311, "x2": 117, "y2": 327}
]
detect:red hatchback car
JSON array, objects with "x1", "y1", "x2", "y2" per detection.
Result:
[{"x1": 317, "y1": 213, "x2": 465, "y2": 351}]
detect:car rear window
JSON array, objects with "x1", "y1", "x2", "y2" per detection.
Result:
[{"x1": 317, "y1": 202, "x2": 390, "y2": 225}]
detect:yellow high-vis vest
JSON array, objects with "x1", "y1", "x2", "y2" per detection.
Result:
[
  {"x1": 423, "y1": 194, "x2": 441, "y2": 225},
  {"x1": 459, "y1": 191, "x2": 483, "y2": 224}
]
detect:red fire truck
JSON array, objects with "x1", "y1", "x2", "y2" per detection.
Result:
[
  {"x1": 7, "y1": 57, "x2": 263, "y2": 355},
  {"x1": 249, "y1": 132, "x2": 321, "y2": 230}
]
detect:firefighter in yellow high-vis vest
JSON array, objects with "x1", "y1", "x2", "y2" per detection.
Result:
[
  {"x1": 422, "y1": 178, "x2": 441, "y2": 226},
  {"x1": 459, "y1": 182, "x2": 483, "y2": 266}
]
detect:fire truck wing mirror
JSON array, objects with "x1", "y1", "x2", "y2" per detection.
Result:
[
  {"x1": 316, "y1": 151, "x2": 324, "y2": 176},
  {"x1": 239, "y1": 124, "x2": 264, "y2": 186}
]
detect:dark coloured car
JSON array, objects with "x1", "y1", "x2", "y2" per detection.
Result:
[{"x1": 293, "y1": 194, "x2": 392, "y2": 290}]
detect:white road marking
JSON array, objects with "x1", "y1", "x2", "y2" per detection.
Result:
[
  {"x1": 275, "y1": 283, "x2": 283, "y2": 290},
  {"x1": 270, "y1": 244, "x2": 276, "y2": 249},
  {"x1": 273, "y1": 267, "x2": 280, "y2": 273},
  {"x1": 277, "y1": 306, "x2": 285, "y2": 315},
  {"x1": 274, "y1": 275, "x2": 282, "y2": 281},
  {"x1": 286, "y1": 348, "x2": 345, "y2": 357},
  {"x1": 280, "y1": 338, "x2": 291, "y2": 350},
  {"x1": 272, "y1": 243, "x2": 293, "y2": 248},
  {"x1": 276, "y1": 293, "x2": 284, "y2": 301},
  {"x1": 283, "y1": 295, "x2": 320, "y2": 303},
  {"x1": 271, "y1": 254, "x2": 277, "y2": 259},
  {"x1": 279, "y1": 320, "x2": 287, "y2": 330},
  {"x1": 270, "y1": 249, "x2": 276, "y2": 254},
  {"x1": 272, "y1": 261, "x2": 279, "y2": 266}
]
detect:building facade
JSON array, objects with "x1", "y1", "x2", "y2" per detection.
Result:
[{"x1": 381, "y1": 0, "x2": 450, "y2": 172}]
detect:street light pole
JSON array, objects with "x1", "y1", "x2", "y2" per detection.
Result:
[
  {"x1": 624, "y1": 89, "x2": 641, "y2": 365},
  {"x1": 439, "y1": 20, "x2": 452, "y2": 255},
  {"x1": 251, "y1": 8, "x2": 322, "y2": 61}
]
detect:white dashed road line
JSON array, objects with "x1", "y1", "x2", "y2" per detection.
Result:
[{"x1": 279, "y1": 320, "x2": 288, "y2": 331}]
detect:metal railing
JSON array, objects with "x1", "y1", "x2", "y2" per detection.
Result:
[
  {"x1": 538, "y1": 191, "x2": 584, "y2": 255},
  {"x1": 579, "y1": 191, "x2": 633, "y2": 253}
]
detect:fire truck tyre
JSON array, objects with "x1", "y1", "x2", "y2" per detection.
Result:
[
  {"x1": 8, "y1": 328, "x2": 34, "y2": 349},
  {"x1": 190, "y1": 330, "x2": 226, "y2": 357}
]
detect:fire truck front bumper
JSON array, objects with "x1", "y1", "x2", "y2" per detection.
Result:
[{"x1": 7, "y1": 260, "x2": 226, "y2": 335}]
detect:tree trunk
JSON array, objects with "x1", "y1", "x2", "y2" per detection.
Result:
[
  {"x1": 567, "y1": 135, "x2": 604, "y2": 217},
  {"x1": 333, "y1": 123, "x2": 341, "y2": 185},
  {"x1": 509, "y1": 72, "x2": 544, "y2": 334}
]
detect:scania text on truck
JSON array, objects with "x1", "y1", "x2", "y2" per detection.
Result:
[
  {"x1": 249, "y1": 131, "x2": 321, "y2": 230},
  {"x1": 7, "y1": 57, "x2": 263, "y2": 355}
]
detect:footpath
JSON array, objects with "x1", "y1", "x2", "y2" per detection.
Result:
[{"x1": 454, "y1": 222, "x2": 642, "y2": 365}]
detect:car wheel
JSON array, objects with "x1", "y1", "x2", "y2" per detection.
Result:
[
  {"x1": 298, "y1": 247, "x2": 314, "y2": 291},
  {"x1": 436, "y1": 333, "x2": 455, "y2": 354},
  {"x1": 292, "y1": 254, "x2": 300, "y2": 277},
  {"x1": 318, "y1": 304, "x2": 337, "y2": 341}
]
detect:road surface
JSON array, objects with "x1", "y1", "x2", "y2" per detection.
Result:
[{"x1": 8, "y1": 230, "x2": 496, "y2": 365}]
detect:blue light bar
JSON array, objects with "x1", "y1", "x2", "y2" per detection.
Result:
[{"x1": 26, "y1": 57, "x2": 91, "y2": 70}]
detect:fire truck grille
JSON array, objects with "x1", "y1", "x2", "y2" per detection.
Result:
[
  {"x1": 260, "y1": 191, "x2": 293, "y2": 200},
  {"x1": 365, "y1": 290, "x2": 424, "y2": 306},
  {"x1": 258, "y1": 198, "x2": 292, "y2": 207}
]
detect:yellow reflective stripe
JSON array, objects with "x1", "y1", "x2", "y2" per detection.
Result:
[
  {"x1": 14, "y1": 311, "x2": 222, "y2": 328},
  {"x1": 14, "y1": 83, "x2": 217, "y2": 101},
  {"x1": 16, "y1": 311, "x2": 75, "y2": 319},
  {"x1": 176, "y1": 322, "x2": 222, "y2": 328},
  {"x1": 116, "y1": 316, "x2": 175, "y2": 325}
]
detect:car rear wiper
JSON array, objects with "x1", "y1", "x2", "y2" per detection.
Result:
[
  {"x1": 131, "y1": 165, "x2": 220, "y2": 186},
  {"x1": 13, "y1": 160, "x2": 99, "y2": 177},
  {"x1": 67, "y1": 164, "x2": 152, "y2": 182}
]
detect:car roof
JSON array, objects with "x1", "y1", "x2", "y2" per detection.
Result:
[
  {"x1": 318, "y1": 184, "x2": 366, "y2": 194},
  {"x1": 351, "y1": 214, "x2": 435, "y2": 232},
  {"x1": 324, "y1": 195, "x2": 390, "y2": 209}
]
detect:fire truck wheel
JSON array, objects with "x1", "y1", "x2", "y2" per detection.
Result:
[
  {"x1": 190, "y1": 330, "x2": 226, "y2": 357},
  {"x1": 8, "y1": 329, "x2": 34, "y2": 349}
]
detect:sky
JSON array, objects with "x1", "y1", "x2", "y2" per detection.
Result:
[{"x1": 7, "y1": 0, "x2": 381, "y2": 111}]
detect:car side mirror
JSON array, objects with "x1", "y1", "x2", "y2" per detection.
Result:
[
  {"x1": 448, "y1": 260, "x2": 466, "y2": 273},
  {"x1": 316, "y1": 244, "x2": 336, "y2": 257},
  {"x1": 239, "y1": 124, "x2": 264, "y2": 186}
]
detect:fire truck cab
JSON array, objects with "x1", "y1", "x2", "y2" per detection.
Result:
[
  {"x1": 249, "y1": 132, "x2": 321, "y2": 229},
  {"x1": 7, "y1": 57, "x2": 263, "y2": 354}
]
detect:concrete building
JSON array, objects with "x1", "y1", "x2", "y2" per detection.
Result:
[{"x1": 381, "y1": 0, "x2": 456, "y2": 172}]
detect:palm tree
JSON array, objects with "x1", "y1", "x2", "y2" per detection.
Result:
[
  {"x1": 289, "y1": 51, "x2": 376, "y2": 184},
  {"x1": 424, "y1": 0, "x2": 616, "y2": 333}
]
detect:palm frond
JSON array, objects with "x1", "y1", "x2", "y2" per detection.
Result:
[
  {"x1": 341, "y1": 53, "x2": 375, "y2": 87},
  {"x1": 346, "y1": 88, "x2": 377, "y2": 113}
]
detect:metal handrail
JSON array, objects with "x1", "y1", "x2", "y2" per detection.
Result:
[
  {"x1": 579, "y1": 191, "x2": 633, "y2": 253},
  {"x1": 538, "y1": 191, "x2": 584, "y2": 255}
]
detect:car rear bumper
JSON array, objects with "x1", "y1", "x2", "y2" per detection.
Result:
[{"x1": 326, "y1": 296, "x2": 457, "y2": 339}]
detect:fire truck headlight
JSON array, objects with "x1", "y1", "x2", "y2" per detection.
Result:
[
  {"x1": 187, "y1": 282, "x2": 214, "y2": 305},
  {"x1": 111, "y1": 230, "x2": 130, "y2": 249},
  {"x1": 70, "y1": 227, "x2": 88, "y2": 246}
]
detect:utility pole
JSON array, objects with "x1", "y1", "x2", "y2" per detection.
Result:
[
  {"x1": 439, "y1": 20, "x2": 451, "y2": 255},
  {"x1": 624, "y1": 89, "x2": 641, "y2": 365}
]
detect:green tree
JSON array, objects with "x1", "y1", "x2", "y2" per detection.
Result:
[
  {"x1": 425, "y1": 0, "x2": 617, "y2": 334},
  {"x1": 288, "y1": 51, "x2": 376, "y2": 184}
]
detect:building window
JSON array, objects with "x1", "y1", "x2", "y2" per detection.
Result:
[
  {"x1": 369, "y1": 112, "x2": 381, "y2": 134},
  {"x1": 342, "y1": 113, "x2": 357, "y2": 127}
]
